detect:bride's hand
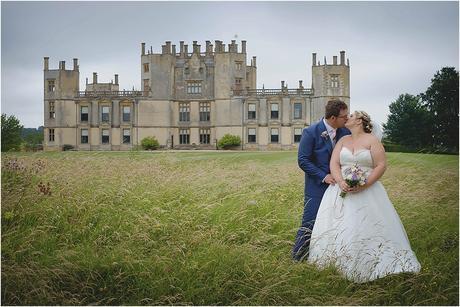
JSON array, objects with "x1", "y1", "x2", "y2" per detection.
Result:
[
  {"x1": 349, "y1": 184, "x2": 368, "y2": 193},
  {"x1": 338, "y1": 180, "x2": 351, "y2": 193}
]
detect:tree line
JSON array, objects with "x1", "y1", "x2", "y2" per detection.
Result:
[
  {"x1": 383, "y1": 67, "x2": 459, "y2": 154},
  {"x1": 1, "y1": 114, "x2": 43, "y2": 152}
]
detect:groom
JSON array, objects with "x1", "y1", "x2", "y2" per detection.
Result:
[{"x1": 292, "y1": 99, "x2": 350, "y2": 261}]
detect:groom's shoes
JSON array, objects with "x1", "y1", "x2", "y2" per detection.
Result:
[{"x1": 292, "y1": 248, "x2": 309, "y2": 262}]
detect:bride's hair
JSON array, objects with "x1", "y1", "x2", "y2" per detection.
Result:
[{"x1": 355, "y1": 111, "x2": 373, "y2": 133}]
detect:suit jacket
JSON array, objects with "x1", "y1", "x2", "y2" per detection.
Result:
[{"x1": 298, "y1": 118, "x2": 351, "y2": 198}]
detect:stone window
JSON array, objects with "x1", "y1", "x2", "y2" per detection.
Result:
[
  {"x1": 101, "y1": 106, "x2": 110, "y2": 122},
  {"x1": 81, "y1": 129, "x2": 88, "y2": 144},
  {"x1": 143, "y1": 79, "x2": 150, "y2": 92},
  {"x1": 271, "y1": 103, "x2": 279, "y2": 119},
  {"x1": 101, "y1": 129, "x2": 110, "y2": 144},
  {"x1": 200, "y1": 128, "x2": 210, "y2": 144},
  {"x1": 248, "y1": 128, "x2": 256, "y2": 143},
  {"x1": 122, "y1": 106, "x2": 131, "y2": 122},
  {"x1": 179, "y1": 103, "x2": 190, "y2": 122},
  {"x1": 49, "y1": 128, "x2": 55, "y2": 142},
  {"x1": 199, "y1": 102, "x2": 210, "y2": 122},
  {"x1": 236, "y1": 62, "x2": 243, "y2": 71},
  {"x1": 294, "y1": 128, "x2": 303, "y2": 143},
  {"x1": 81, "y1": 106, "x2": 88, "y2": 122},
  {"x1": 270, "y1": 128, "x2": 279, "y2": 143},
  {"x1": 248, "y1": 103, "x2": 256, "y2": 120},
  {"x1": 47, "y1": 80, "x2": 55, "y2": 92},
  {"x1": 294, "y1": 103, "x2": 302, "y2": 119},
  {"x1": 187, "y1": 81, "x2": 202, "y2": 94},
  {"x1": 331, "y1": 75, "x2": 339, "y2": 88},
  {"x1": 123, "y1": 129, "x2": 131, "y2": 144},
  {"x1": 179, "y1": 129, "x2": 190, "y2": 144},
  {"x1": 143, "y1": 63, "x2": 149, "y2": 73},
  {"x1": 49, "y1": 101, "x2": 55, "y2": 119}
]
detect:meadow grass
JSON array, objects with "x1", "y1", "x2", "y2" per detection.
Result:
[{"x1": 1, "y1": 151, "x2": 458, "y2": 305}]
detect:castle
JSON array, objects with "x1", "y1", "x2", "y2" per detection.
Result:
[{"x1": 43, "y1": 40, "x2": 350, "y2": 151}]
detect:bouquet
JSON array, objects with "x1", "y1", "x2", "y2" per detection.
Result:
[{"x1": 340, "y1": 163, "x2": 368, "y2": 198}]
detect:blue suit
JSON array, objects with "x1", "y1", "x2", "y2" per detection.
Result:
[{"x1": 292, "y1": 119, "x2": 351, "y2": 260}]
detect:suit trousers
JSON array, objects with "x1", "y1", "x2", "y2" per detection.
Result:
[{"x1": 292, "y1": 195, "x2": 322, "y2": 261}]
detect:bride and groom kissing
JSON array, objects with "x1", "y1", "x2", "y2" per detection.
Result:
[{"x1": 292, "y1": 100, "x2": 421, "y2": 283}]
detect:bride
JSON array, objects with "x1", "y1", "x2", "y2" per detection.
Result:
[{"x1": 307, "y1": 111, "x2": 421, "y2": 283}]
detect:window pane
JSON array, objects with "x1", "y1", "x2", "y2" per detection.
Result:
[
  {"x1": 271, "y1": 104, "x2": 279, "y2": 111},
  {"x1": 271, "y1": 128, "x2": 279, "y2": 135},
  {"x1": 123, "y1": 129, "x2": 130, "y2": 136},
  {"x1": 294, "y1": 103, "x2": 302, "y2": 119},
  {"x1": 248, "y1": 104, "x2": 256, "y2": 111}
]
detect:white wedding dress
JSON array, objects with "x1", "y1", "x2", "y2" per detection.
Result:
[{"x1": 308, "y1": 147, "x2": 421, "y2": 283}]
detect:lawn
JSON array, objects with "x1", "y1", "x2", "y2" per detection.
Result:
[{"x1": 1, "y1": 151, "x2": 458, "y2": 305}]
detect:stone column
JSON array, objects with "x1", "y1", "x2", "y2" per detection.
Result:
[
  {"x1": 259, "y1": 98, "x2": 267, "y2": 126},
  {"x1": 112, "y1": 100, "x2": 120, "y2": 127}
]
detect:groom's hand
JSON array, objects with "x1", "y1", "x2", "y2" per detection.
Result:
[{"x1": 323, "y1": 174, "x2": 336, "y2": 185}]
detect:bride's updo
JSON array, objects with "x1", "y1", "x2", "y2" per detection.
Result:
[{"x1": 355, "y1": 111, "x2": 373, "y2": 133}]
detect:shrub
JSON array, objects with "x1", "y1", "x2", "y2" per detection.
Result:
[
  {"x1": 141, "y1": 136, "x2": 159, "y2": 150},
  {"x1": 62, "y1": 144, "x2": 75, "y2": 151},
  {"x1": 217, "y1": 134, "x2": 241, "y2": 150}
]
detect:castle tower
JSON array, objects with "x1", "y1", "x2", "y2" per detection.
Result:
[
  {"x1": 311, "y1": 51, "x2": 350, "y2": 122},
  {"x1": 43, "y1": 57, "x2": 80, "y2": 150}
]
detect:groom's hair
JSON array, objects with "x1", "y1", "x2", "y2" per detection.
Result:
[{"x1": 325, "y1": 100, "x2": 348, "y2": 119}]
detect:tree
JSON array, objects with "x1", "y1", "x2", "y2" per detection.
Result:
[
  {"x1": 1, "y1": 113, "x2": 23, "y2": 152},
  {"x1": 383, "y1": 94, "x2": 432, "y2": 148},
  {"x1": 421, "y1": 67, "x2": 459, "y2": 151}
]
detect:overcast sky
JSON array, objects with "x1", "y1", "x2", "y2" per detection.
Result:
[{"x1": 1, "y1": 1, "x2": 458, "y2": 128}]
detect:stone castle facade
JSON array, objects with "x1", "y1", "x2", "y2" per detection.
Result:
[{"x1": 43, "y1": 40, "x2": 350, "y2": 151}]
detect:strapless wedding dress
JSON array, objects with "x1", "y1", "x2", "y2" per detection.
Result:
[{"x1": 308, "y1": 147, "x2": 421, "y2": 283}]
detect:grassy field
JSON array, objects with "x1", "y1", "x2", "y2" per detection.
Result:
[{"x1": 1, "y1": 151, "x2": 458, "y2": 305}]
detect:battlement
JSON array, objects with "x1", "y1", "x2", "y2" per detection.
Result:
[
  {"x1": 43, "y1": 57, "x2": 79, "y2": 71},
  {"x1": 312, "y1": 51, "x2": 349, "y2": 67},
  {"x1": 141, "y1": 39, "x2": 248, "y2": 57}
]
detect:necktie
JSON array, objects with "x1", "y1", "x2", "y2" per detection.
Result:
[{"x1": 330, "y1": 129, "x2": 337, "y2": 146}]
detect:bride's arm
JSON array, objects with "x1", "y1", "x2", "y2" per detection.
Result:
[
  {"x1": 366, "y1": 137, "x2": 387, "y2": 186},
  {"x1": 330, "y1": 137, "x2": 350, "y2": 191}
]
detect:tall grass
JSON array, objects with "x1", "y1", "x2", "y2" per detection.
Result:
[{"x1": 1, "y1": 151, "x2": 458, "y2": 305}]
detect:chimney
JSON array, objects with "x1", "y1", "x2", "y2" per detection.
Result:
[
  {"x1": 161, "y1": 45, "x2": 166, "y2": 54},
  {"x1": 114, "y1": 74, "x2": 118, "y2": 85},
  {"x1": 141, "y1": 43, "x2": 145, "y2": 55},
  {"x1": 241, "y1": 40, "x2": 247, "y2": 53},
  {"x1": 44, "y1": 57, "x2": 49, "y2": 70},
  {"x1": 324, "y1": 56, "x2": 327, "y2": 65},
  {"x1": 193, "y1": 41, "x2": 198, "y2": 54},
  {"x1": 93, "y1": 72, "x2": 97, "y2": 84},
  {"x1": 184, "y1": 44, "x2": 188, "y2": 55},
  {"x1": 206, "y1": 41, "x2": 211, "y2": 55},
  {"x1": 165, "y1": 41, "x2": 171, "y2": 54},
  {"x1": 340, "y1": 51, "x2": 345, "y2": 65},
  {"x1": 299, "y1": 80, "x2": 303, "y2": 89},
  {"x1": 333, "y1": 56, "x2": 338, "y2": 65},
  {"x1": 252, "y1": 56, "x2": 257, "y2": 67},
  {"x1": 60, "y1": 61, "x2": 65, "y2": 70},
  {"x1": 180, "y1": 41, "x2": 184, "y2": 56},
  {"x1": 347, "y1": 58, "x2": 350, "y2": 66},
  {"x1": 281, "y1": 80, "x2": 285, "y2": 88},
  {"x1": 231, "y1": 40, "x2": 236, "y2": 52},
  {"x1": 312, "y1": 53, "x2": 317, "y2": 66},
  {"x1": 228, "y1": 43, "x2": 231, "y2": 52},
  {"x1": 172, "y1": 44, "x2": 176, "y2": 55},
  {"x1": 86, "y1": 78, "x2": 88, "y2": 85},
  {"x1": 73, "y1": 58, "x2": 78, "y2": 71}
]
